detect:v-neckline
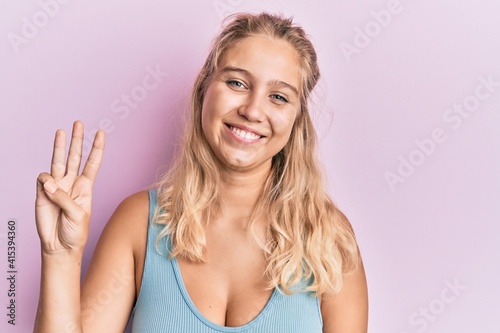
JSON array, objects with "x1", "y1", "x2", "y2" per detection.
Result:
[{"x1": 171, "y1": 256, "x2": 278, "y2": 331}]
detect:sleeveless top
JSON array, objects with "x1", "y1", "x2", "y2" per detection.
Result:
[{"x1": 131, "y1": 189, "x2": 323, "y2": 333}]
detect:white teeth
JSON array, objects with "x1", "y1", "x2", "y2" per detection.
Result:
[{"x1": 229, "y1": 125, "x2": 261, "y2": 140}]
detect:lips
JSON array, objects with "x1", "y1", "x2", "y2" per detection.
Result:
[{"x1": 225, "y1": 123, "x2": 265, "y2": 142}]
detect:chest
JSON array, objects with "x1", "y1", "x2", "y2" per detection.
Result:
[
  {"x1": 132, "y1": 223, "x2": 324, "y2": 332},
  {"x1": 177, "y1": 226, "x2": 272, "y2": 327}
]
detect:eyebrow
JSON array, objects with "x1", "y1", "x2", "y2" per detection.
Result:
[{"x1": 219, "y1": 66, "x2": 300, "y2": 97}]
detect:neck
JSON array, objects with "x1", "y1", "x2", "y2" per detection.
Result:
[{"x1": 218, "y1": 166, "x2": 270, "y2": 222}]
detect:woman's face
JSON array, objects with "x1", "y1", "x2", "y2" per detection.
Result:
[{"x1": 201, "y1": 34, "x2": 302, "y2": 174}]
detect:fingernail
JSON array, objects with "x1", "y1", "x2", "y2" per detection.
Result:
[{"x1": 43, "y1": 181, "x2": 58, "y2": 194}]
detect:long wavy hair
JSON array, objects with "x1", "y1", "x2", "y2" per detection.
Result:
[{"x1": 154, "y1": 12, "x2": 359, "y2": 296}]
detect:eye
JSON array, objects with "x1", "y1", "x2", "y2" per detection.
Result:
[
  {"x1": 270, "y1": 94, "x2": 289, "y2": 104},
  {"x1": 226, "y1": 80, "x2": 246, "y2": 89}
]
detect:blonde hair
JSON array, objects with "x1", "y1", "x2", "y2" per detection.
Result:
[{"x1": 154, "y1": 12, "x2": 359, "y2": 296}]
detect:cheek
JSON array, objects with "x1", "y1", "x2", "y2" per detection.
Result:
[
  {"x1": 271, "y1": 111, "x2": 298, "y2": 138},
  {"x1": 201, "y1": 86, "x2": 229, "y2": 121},
  {"x1": 201, "y1": 90, "x2": 218, "y2": 130},
  {"x1": 200, "y1": 104, "x2": 209, "y2": 135},
  {"x1": 200, "y1": 107, "x2": 215, "y2": 144}
]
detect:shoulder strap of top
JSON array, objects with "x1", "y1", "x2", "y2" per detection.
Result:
[{"x1": 148, "y1": 188, "x2": 158, "y2": 223}]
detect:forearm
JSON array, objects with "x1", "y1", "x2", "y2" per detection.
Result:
[{"x1": 34, "y1": 250, "x2": 84, "y2": 333}]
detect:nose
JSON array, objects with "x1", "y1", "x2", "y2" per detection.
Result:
[{"x1": 237, "y1": 92, "x2": 265, "y2": 122}]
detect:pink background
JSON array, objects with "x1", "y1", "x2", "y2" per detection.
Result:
[{"x1": 1, "y1": 0, "x2": 499, "y2": 332}]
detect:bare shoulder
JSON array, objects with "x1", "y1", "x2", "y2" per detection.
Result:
[
  {"x1": 98, "y1": 190, "x2": 150, "y2": 255},
  {"x1": 109, "y1": 190, "x2": 150, "y2": 223},
  {"x1": 321, "y1": 207, "x2": 368, "y2": 333},
  {"x1": 334, "y1": 206, "x2": 354, "y2": 232},
  {"x1": 102, "y1": 190, "x2": 151, "y2": 286},
  {"x1": 320, "y1": 249, "x2": 368, "y2": 333},
  {"x1": 106, "y1": 191, "x2": 149, "y2": 234},
  {"x1": 80, "y1": 190, "x2": 150, "y2": 332}
]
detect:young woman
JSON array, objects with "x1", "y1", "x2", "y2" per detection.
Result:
[{"x1": 34, "y1": 12, "x2": 368, "y2": 333}]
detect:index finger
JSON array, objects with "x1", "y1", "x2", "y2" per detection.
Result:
[
  {"x1": 81, "y1": 130, "x2": 106, "y2": 182},
  {"x1": 50, "y1": 129, "x2": 66, "y2": 180}
]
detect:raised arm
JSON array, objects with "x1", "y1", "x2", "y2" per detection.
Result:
[
  {"x1": 34, "y1": 121, "x2": 105, "y2": 332},
  {"x1": 34, "y1": 121, "x2": 150, "y2": 333}
]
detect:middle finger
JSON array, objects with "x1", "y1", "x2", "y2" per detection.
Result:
[{"x1": 66, "y1": 121, "x2": 84, "y2": 177}]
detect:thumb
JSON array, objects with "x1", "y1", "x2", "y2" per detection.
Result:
[
  {"x1": 37, "y1": 173, "x2": 85, "y2": 222},
  {"x1": 36, "y1": 172, "x2": 54, "y2": 200}
]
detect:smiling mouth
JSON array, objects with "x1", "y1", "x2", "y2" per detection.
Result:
[{"x1": 225, "y1": 124, "x2": 265, "y2": 141}]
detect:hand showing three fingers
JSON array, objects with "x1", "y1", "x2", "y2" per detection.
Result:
[{"x1": 35, "y1": 121, "x2": 105, "y2": 254}]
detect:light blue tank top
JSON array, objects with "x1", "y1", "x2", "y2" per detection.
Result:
[{"x1": 131, "y1": 189, "x2": 323, "y2": 333}]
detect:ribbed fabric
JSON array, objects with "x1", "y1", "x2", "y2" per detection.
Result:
[{"x1": 131, "y1": 189, "x2": 323, "y2": 333}]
